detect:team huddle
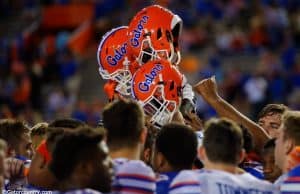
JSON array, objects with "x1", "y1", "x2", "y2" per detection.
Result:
[{"x1": 0, "y1": 3, "x2": 300, "y2": 194}]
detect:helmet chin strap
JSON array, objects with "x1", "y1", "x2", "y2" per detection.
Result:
[
  {"x1": 171, "y1": 14, "x2": 183, "y2": 66},
  {"x1": 168, "y1": 42, "x2": 176, "y2": 65},
  {"x1": 158, "y1": 74, "x2": 163, "y2": 83}
]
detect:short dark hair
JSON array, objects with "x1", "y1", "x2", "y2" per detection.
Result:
[
  {"x1": 31, "y1": 122, "x2": 48, "y2": 137},
  {"x1": 155, "y1": 123, "x2": 198, "y2": 170},
  {"x1": 102, "y1": 100, "x2": 145, "y2": 149},
  {"x1": 48, "y1": 118, "x2": 86, "y2": 129},
  {"x1": 257, "y1": 104, "x2": 288, "y2": 120},
  {"x1": 203, "y1": 118, "x2": 243, "y2": 165},
  {"x1": 241, "y1": 126, "x2": 254, "y2": 154},
  {"x1": 49, "y1": 127, "x2": 104, "y2": 181},
  {"x1": 0, "y1": 119, "x2": 29, "y2": 149},
  {"x1": 45, "y1": 127, "x2": 66, "y2": 152},
  {"x1": 282, "y1": 111, "x2": 300, "y2": 145},
  {"x1": 144, "y1": 124, "x2": 159, "y2": 150},
  {"x1": 263, "y1": 138, "x2": 276, "y2": 152}
]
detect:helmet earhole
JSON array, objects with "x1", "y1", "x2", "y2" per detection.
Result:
[
  {"x1": 170, "y1": 81, "x2": 175, "y2": 90},
  {"x1": 157, "y1": 28, "x2": 162, "y2": 39}
]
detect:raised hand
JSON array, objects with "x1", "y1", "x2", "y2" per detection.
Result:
[
  {"x1": 5, "y1": 158, "x2": 25, "y2": 179},
  {"x1": 193, "y1": 76, "x2": 219, "y2": 103},
  {"x1": 184, "y1": 112, "x2": 203, "y2": 131},
  {"x1": 171, "y1": 111, "x2": 185, "y2": 124}
]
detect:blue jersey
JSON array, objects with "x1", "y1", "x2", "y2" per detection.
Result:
[
  {"x1": 280, "y1": 165, "x2": 300, "y2": 194},
  {"x1": 26, "y1": 184, "x2": 51, "y2": 192},
  {"x1": 242, "y1": 160, "x2": 264, "y2": 180},
  {"x1": 156, "y1": 172, "x2": 179, "y2": 194}
]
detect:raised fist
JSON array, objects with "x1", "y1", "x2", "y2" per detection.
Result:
[{"x1": 193, "y1": 76, "x2": 219, "y2": 103}]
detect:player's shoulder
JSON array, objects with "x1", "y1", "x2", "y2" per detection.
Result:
[
  {"x1": 114, "y1": 159, "x2": 156, "y2": 183},
  {"x1": 287, "y1": 164, "x2": 300, "y2": 177},
  {"x1": 116, "y1": 159, "x2": 155, "y2": 176},
  {"x1": 173, "y1": 170, "x2": 199, "y2": 181},
  {"x1": 113, "y1": 158, "x2": 129, "y2": 167},
  {"x1": 112, "y1": 159, "x2": 156, "y2": 193},
  {"x1": 169, "y1": 170, "x2": 201, "y2": 194},
  {"x1": 196, "y1": 169, "x2": 233, "y2": 179},
  {"x1": 280, "y1": 165, "x2": 300, "y2": 193},
  {"x1": 237, "y1": 172, "x2": 277, "y2": 192},
  {"x1": 238, "y1": 172, "x2": 272, "y2": 184}
]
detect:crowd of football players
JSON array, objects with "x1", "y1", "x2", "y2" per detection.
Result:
[{"x1": 0, "y1": 4, "x2": 300, "y2": 194}]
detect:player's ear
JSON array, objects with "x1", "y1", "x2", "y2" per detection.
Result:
[
  {"x1": 7, "y1": 148, "x2": 16, "y2": 158},
  {"x1": 143, "y1": 147, "x2": 151, "y2": 164},
  {"x1": 156, "y1": 152, "x2": 169, "y2": 172},
  {"x1": 74, "y1": 161, "x2": 93, "y2": 183},
  {"x1": 140, "y1": 127, "x2": 147, "y2": 145},
  {"x1": 198, "y1": 146, "x2": 206, "y2": 162},
  {"x1": 238, "y1": 148, "x2": 246, "y2": 164},
  {"x1": 171, "y1": 111, "x2": 185, "y2": 124},
  {"x1": 285, "y1": 138, "x2": 294, "y2": 155}
]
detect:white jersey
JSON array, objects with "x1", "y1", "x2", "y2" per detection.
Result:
[
  {"x1": 279, "y1": 165, "x2": 300, "y2": 193},
  {"x1": 112, "y1": 158, "x2": 156, "y2": 194},
  {"x1": 169, "y1": 169, "x2": 278, "y2": 194},
  {"x1": 274, "y1": 173, "x2": 288, "y2": 191},
  {"x1": 168, "y1": 170, "x2": 201, "y2": 194}
]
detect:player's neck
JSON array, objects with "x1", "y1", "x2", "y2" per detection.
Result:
[
  {"x1": 204, "y1": 161, "x2": 238, "y2": 174},
  {"x1": 110, "y1": 146, "x2": 141, "y2": 160},
  {"x1": 60, "y1": 177, "x2": 84, "y2": 192}
]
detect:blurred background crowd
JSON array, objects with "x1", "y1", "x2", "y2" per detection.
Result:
[{"x1": 1, "y1": 0, "x2": 300, "y2": 126}]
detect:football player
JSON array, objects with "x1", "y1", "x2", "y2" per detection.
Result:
[{"x1": 102, "y1": 100, "x2": 156, "y2": 193}]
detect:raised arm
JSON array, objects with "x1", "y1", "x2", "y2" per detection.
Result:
[{"x1": 193, "y1": 76, "x2": 270, "y2": 152}]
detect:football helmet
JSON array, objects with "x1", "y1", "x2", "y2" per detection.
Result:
[
  {"x1": 97, "y1": 26, "x2": 140, "y2": 96},
  {"x1": 131, "y1": 59, "x2": 183, "y2": 127},
  {"x1": 127, "y1": 5, "x2": 183, "y2": 66}
]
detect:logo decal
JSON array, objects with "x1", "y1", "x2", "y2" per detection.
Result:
[
  {"x1": 138, "y1": 64, "x2": 163, "y2": 92},
  {"x1": 130, "y1": 15, "x2": 149, "y2": 48},
  {"x1": 106, "y1": 43, "x2": 127, "y2": 66}
]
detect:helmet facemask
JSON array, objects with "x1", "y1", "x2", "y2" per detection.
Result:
[
  {"x1": 137, "y1": 29, "x2": 175, "y2": 65},
  {"x1": 98, "y1": 57, "x2": 133, "y2": 96}
]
